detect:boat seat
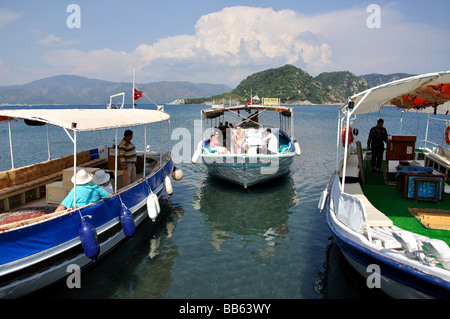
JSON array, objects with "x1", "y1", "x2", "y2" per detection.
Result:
[
  {"x1": 339, "y1": 154, "x2": 359, "y2": 179},
  {"x1": 343, "y1": 182, "x2": 394, "y2": 227}
]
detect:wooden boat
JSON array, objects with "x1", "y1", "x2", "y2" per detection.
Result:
[
  {"x1": 0, "y1": 97, "x2": 181, "y2": 298},
  {"x1": 320, "y1": 71, "x2": 450, "y2": 298},
  {"x1": 191, "y1": 98, "x2": 301, "y2": 188}
]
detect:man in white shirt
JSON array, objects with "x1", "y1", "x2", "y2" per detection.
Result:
[{"x1": 262, "y1": 128, "x2": 278, "y2": 154}]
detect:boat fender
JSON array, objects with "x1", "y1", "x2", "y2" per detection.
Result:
[
  {"x1": 445, "y1": 125, "x2": 450, "y2": 145},
  {"x1": 191, "y1": 141, "x2": 202, "y2": 163},
  {"x1": 78, "y1": 218, "x2": 100, "y2": 261},
  {"x1": 192, "y1": 149, "x2": 201, "y2": 163},
  {"x1": 120, "y1": 207, "x2": 135, "y2": 238},
  {"x1": 342, "y1": 126, "x2": 354, "y2": 147},
  {"x1": 171, "y1": 166, "x2": 184, "y2": 181},
  {"x1": 318, "y1": 189, "x2": 328, "y2": 211},
  {"x1": 294, "y1": 140, "x2": 301, "y2": 156},
  {"x1": 147, "y1": 194, "x2": 160, "y2": 222},
  {"x1": 165, "y1": 175, "x2": 173, "y2": 195}
]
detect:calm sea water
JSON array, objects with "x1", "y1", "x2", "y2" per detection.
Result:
[{"x1": 2, "y1": 103, "x2": 446, "y2": 299}]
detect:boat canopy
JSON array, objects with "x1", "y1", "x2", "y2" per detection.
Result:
[
  {"x1": 346, "y1": 70, "x2": 450, "y2": 115},
  {"x1": 0, "y1": 108, "x2": 170, "y2": 132},
  {"x1": 202, "y1": 105, "x2": 292, "y2": 119}
]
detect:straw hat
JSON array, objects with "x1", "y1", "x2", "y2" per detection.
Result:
[
  {"x1": 92, "y1": 170, "x2": 110, "y2": 185},
  {"x1": 71, "y1": 169, "x2": 93, "y2": 185}
]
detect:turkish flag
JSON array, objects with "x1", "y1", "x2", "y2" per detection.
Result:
[{"x1": 134, "y1": 88, "x2": 143, "y2": 100}]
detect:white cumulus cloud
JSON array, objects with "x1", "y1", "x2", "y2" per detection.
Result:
[
  {"x1": 41, "y1": 4, "x2": 450, "y2": 86},
  {"x1": 45, "y1": 6, "x2": 334, "y2": 84}
]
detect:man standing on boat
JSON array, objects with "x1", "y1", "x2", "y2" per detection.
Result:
[
  {"x1": 119, "y1": 130, "x2": 137, "y2": 186},
  {"x1": 367, "y1": 118, "x2": 388, "y2": 172}
]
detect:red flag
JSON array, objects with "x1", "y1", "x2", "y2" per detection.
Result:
[
  {"x1": 248, "y1": 98, "x2": 252, "y2": 105},
  {"x1": 134, "y1": 88, "x2": 143, "y2": 100}
]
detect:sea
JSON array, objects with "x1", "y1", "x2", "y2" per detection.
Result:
[{"x1": 1, "y1": 103, "x2": 447, "y2": 301}]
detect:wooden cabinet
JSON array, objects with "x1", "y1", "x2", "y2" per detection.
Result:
[{"x1": 386, "y1": 135, "x2": 416, "y2": 161}]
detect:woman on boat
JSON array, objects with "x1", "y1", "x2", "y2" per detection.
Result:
[
  {"x1": 93, "y1": 169, "x2": 114, "y2": 194},
  {"x1": 210, "y1": 130, "x2": 227, "y2": 154},
  {"x1": 54, "y1": 169, "x2": 110, "y2": 212}
]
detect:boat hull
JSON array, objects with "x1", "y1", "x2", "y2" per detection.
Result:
[
  {"x1": 0, "y1": 159, "x2": 173, "y2": 298},
  {"x1": 323, "y1": 179, "x2": 450, "y2": 299},
  {"x1": 202, "y1": 153, "x2": 294, "y2": 187}
]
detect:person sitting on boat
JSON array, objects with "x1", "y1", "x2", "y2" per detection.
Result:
[
  {"x1": 210, "y1": 130, "x2": 227, "y2": 154},
  {"x1": 367, "y1": 118, "x2": 388, "y2": 172},
  {"x1": 262, "y1": 128, "x2": 279, "y2": 155},
  {"x1": 234, "y1": 125, "x2": 247, "y2": 154},
  {"x1": 93, "y1": 169, "x2": 114, "y2": 194},
  {"x1": 54, "y1": 169, "x2": 110, "y2": 212}
]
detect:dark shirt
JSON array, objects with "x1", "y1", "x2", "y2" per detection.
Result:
[{"x1": 367, "y1": 125, "x2": 388, "y2": 148}]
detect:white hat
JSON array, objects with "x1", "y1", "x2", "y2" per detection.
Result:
[
  {"x1": 71, "y1": 169, "x2": 93, "y2": 185},
  {"x1": 92, "y1": 170, "x2": 110, "y2": 185}
]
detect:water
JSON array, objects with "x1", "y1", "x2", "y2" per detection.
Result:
[{"x1": 3, "y1": 104, "x2": 445, "y2": 299}]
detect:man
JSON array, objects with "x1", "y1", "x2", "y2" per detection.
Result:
[
  {"x1": 367, "y1": 118, "x2": 388, "y2": 172},
  {"x1": 55, "y1": 169, "x2": 109, "y2": 212},
  {"x1": 262, "y1": 128, "x2": 279, "y2": 155},
  {"x1": 119, "y1": 129, "x2": 137, "y2": 186},
  {"x1": 233, "y1": 125, "x2": 247, "y2": 154}
]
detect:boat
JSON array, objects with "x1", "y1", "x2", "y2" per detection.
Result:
[
  {"x1": 0, "y1": 90, "x2": 183, "y2": 298},
  {"x1": 319, "y1": 71, "x2": 450, "y2": 298},
  {"x1": 191, "y1": 98, "x2": 301, "y2": 188}
]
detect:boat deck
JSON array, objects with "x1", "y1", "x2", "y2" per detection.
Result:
[{"x1": 361, "y1": 160, "x2": 450, "y2": 246}]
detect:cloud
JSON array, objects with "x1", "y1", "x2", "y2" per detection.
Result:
[
  {"x1": 0, "y1": 9, "x2": 22, "y2": 29},
  {"x1": 31, "y1": 29, "x2": 80, "y2": 46},
  {"x1": 45, "y1": 6, "x2": 334, "y2": 84},
  {"x1": 136, "y1": 7, "x2": 333, "y2": 72},
  {"x1": 41, "y1": 4, "x2": 450, "y2": 86}
]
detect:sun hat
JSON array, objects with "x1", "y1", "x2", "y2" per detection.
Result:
[
  {"x1": 92, "y1": 170, "x2": 110, "y2": 185},
  {"x1": 71, "y1": 169, "x2": 93, "y2": 185}
]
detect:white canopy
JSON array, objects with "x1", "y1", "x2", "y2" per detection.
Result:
[
  {"x1": 0, "y1": 108, "x2": 170, "y2": 132},
  {"x1": 348, "y1": 70, "x2": 450, "y2": 115}
]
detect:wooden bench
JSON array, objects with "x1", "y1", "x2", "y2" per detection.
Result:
[{"x1": 0, "y1": 149, "x2": 107, "y2": 212}]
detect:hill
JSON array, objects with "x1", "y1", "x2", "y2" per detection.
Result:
[
  {"x1": 232, "y1": 65, "x2": 340, "y2": 104},
  {"x1": 226, "y1": 65, "x2": 413, "y2": 105},
  {"x1": 314, "y1": 71, "x2": 370, "y2": 102},
  {"x1": 0, "y1": 75, "x2": 232, "y2": 105},
  {"x1": 360, "y1": 73, "x2": 416, "y2": 87}
]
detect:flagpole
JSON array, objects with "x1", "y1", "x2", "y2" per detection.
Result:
[{"x1": 132, "y1": 67, "x2": 135, "y2": 109}]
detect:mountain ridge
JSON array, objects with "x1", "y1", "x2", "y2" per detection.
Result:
[
  {"x1": 0, "y1": 75, "x2": 232, "y2": 105},
  {"x1": 0, "y1": 67, "x2": 416, "y2": 105}
]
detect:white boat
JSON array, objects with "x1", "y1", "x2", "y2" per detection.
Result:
[
  {"x1": 320, "y1": 71, "x2": 450, "y2": 298},
  {"x1": 0, "y1": 93, "x2": 182, "y2": 298},
  {"x1": 191, "y1": 98, "x2": 301, "y2": 188}
]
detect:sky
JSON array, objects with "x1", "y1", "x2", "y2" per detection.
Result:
[{"x1": 0, "y1": 0, "x2": 449, "y2": 87}]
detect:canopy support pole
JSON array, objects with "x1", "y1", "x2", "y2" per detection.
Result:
[
  {"x1": 46, "y1": 124, "x2": 51, "y2": 161},
  {"x1": 143, "y1": 126, "x2": 147, "y2": 177},
  {"x1": 8, "y1": 121, "x2": 14, "y2": 169},
  {"x1": 114, "y1": 129, "x2": 118, "y2": 193}
]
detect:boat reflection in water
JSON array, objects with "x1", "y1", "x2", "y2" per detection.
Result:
[{"x1": 193, "y1": 175, "x2": 298, "y2": 251}]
